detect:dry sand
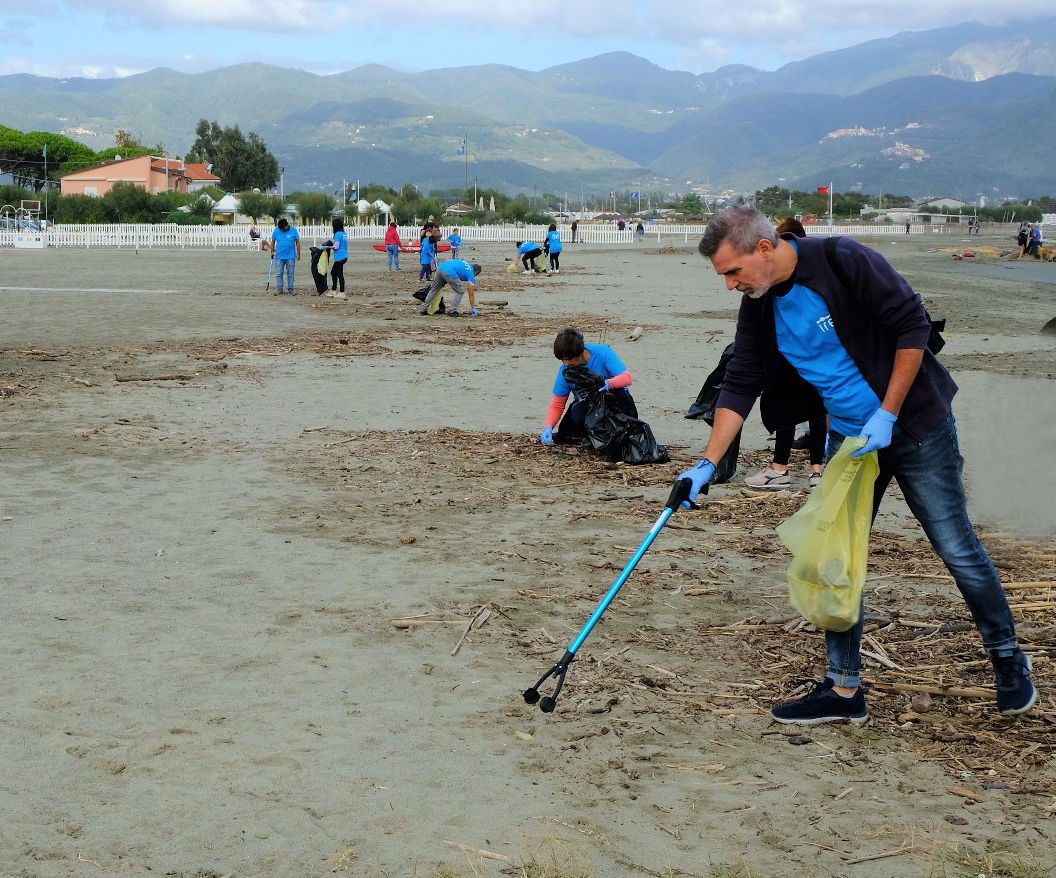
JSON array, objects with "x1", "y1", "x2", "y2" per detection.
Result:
[{"x1": 1, "y1": 233, "x2": 1055, "y2": 877}]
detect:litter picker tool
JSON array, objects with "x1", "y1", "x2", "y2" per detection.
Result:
[
  {"x1": 523, "y1": 476, "x2": 705, "y2": 713},
  {"x1": 265, "y1": 254, "x2": 275, "y2": 292}
]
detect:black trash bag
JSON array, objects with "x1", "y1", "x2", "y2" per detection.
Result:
[
  {"x1": 562, "y1": 365, "x2": 669, "y2": 465},
  {"x1": 309, "y1": 246, "x2": 329, "y2": 294},
  {"x1": 685, "y1": 342, "x2": 735, "y2": 422},
  {"x1": 684, "y1": 342, "x2": 740, "y2": 484},
  {"x1": 411, "y1": 284, "x2": 444, "y2": 313}
]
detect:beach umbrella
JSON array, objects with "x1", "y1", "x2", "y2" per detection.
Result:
[{"x1": 489, "y1": 196, "x2": 496, "y2": 212}]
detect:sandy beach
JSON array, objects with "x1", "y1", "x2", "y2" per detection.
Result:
[{"x1": 2, "y1": 232, "x2": 1055, "y2": 877}]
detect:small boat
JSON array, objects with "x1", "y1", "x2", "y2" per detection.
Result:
[{"x1": 372, "y1": 242, "x2": 452, "y2": 254}]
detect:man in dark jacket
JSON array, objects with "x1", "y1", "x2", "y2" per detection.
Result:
[{"x1": 678, "y1": 206, "x2": 1036, "y2": 724}]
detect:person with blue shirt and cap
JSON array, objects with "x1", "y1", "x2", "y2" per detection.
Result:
[
  {"x1": 679, "y1": 205, "x2": 1036, "y2": 725},
  {"x1": 418, "y1": 259, "x2": 482, "y2": 318},
  {"x1": 540, "y1": 328, "x2": 636, "y2": 447}
]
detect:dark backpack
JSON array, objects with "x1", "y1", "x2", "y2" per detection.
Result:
[{"x1": 823, "y1": 237, "x2": 946, "y2": 354}]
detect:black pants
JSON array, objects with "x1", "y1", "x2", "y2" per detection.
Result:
[
  {"x1": 549, "y1": 252, "x2": 560, "y2": 270},
  {"x1": 773, "y1": 415, "x2": 827, "y2": 466},
  {"x1": 522, "y1": 248, "x2": 542, "y2": 271},
  {"x1": 555, "y1": 390, "x2": 637, "y2": 443},
  {"x1": 330, "y1": 258, "x2": 347, "y2": 292}
]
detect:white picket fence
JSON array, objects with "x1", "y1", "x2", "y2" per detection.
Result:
[{"x1": 0, "y1": 221, "x2": 951, "y2": 249}]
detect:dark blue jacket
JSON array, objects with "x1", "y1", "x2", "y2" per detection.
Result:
[{"x1": 716, "y1": 235, "x2": 957, "y2": 441}]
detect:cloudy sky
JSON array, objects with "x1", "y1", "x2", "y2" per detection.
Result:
[{"x1": 0, "y1": 1, "x2": 1024, "y2": 79}]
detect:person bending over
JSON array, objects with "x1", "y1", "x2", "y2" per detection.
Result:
[
  {"x1": 516, "y1": 240, "x2": 543, "y2": 274},
  {"x1": 418, "y1": 260, "x2": 481, "y2": 318},
  {"x1": 539, "y1": 328, "x2": 635, "y2": 446}
]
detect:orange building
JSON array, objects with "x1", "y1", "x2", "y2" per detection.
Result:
[{"x1": 60, "y1": 155, "x2": 220, "y2": 197}]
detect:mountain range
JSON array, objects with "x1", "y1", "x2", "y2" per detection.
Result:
[{"x1": 3, "y1": 17, "x2": 1056, "y2": 199}]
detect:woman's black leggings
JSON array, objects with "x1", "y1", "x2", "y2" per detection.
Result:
[
  {"x1": 773, "y1": 414, "x2": 827, "y2": 466},
  {"x1": 330, "y1": 258, "x2": 347, "y2": 292},
  {"x1": 549, "y1": 252, "x2": 560, "y2": 270}
]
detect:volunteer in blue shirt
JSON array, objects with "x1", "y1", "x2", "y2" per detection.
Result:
[
  {"x1": 330, "y1": 217, "x2": 348, "y2": 293},
  {"x1": 418, "y1": 259, "x2": 482, "y2": 318},
  {"x1": 270, "y1": 217, "x2": 301, "y2": 295},
  {"x1": 679, "y1": 205, "x2": 1035, "y2": 724},
  {"x1": 516, "y1": 240, "x2": 543, "y2": 274},
  {"x1": 539, "y1": 328, "x2": 636, "y2": 446},
  {"x1": 544, "y1": 224, "x2": 563, "y2": 274},
  {"x1": 448, "y1": 228, "x2": 463, "y2": 259}
]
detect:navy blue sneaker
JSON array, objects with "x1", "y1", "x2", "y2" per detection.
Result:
[
  {"x1": 771, "y1": 678, "x2": 869, "y2": 725},
  {"x1": 991, "y1": 651, "x2": 1038, "y2": 715}
]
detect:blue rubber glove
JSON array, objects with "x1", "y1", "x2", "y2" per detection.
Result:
[
  {"x1": 851, "y1": 407, "x2": 897, "y2": 458},
  {"x1": 540, "y1": 427, "x2": 554, "y2": 446},
  {"x1": 469, "y1": 308, "x2": 479, "y2": 317},
  {"x1": 597, "y1": 379, "x2": 609, "y2": 392},
  {"x1": 677, "y1": 460, "x2": 716, "y2": 507}
]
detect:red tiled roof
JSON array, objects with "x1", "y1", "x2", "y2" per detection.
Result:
[{"x1": 183, "y1": 162, "x2": 221, "y2": 182}]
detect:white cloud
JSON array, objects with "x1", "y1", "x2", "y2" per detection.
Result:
[{"x1": 0, "y1": 55, "x2": 146, "y2": 77}]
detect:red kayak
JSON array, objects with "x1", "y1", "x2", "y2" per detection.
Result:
[{"x1": 373, "y1": 243, "x2": 452, "y2": 253}]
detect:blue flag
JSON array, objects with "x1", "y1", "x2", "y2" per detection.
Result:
[
  {"x1": 630, "y1": 192, "x2": 639, "y2": 201},
  {"x1": 456, "y1": 140, "x2": 466, "y2": 155}
]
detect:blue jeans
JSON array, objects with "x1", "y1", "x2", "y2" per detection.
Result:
[
  {"x1": 276, "y1": 258, "x2": 295, "y2": 291},
  {"x1": 387, "y1": 244, "x2": 400, "y2": 270},
  {"x1": 824, "y1": 415, "x2": 1017, "y2": 688}
]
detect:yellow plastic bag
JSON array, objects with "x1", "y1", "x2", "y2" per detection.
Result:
[{"x1": 775, "y1": 437, "x2": 879, "y2": 631}]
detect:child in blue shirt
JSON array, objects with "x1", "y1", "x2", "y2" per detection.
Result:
[
  {"x1": 448, "y1": 228, "x2": 463, "y2": 259},
  {"x1": 419, "y1": 237, "x2": 436, "y2": 281}
]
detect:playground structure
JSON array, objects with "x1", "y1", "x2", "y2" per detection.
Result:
[{"x1": 1, "y1": 200, "x2": 47, "y2": 248}]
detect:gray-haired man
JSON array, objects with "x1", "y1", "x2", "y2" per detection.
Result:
[{"x1": 679, "y1": 206, "x2": 1035, "y2": 724}]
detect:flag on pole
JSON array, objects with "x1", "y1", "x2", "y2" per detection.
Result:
[
  {"x1": 42, "y1": 144, "x2": 48, "y2": 158},
  {"x1": 630, "y1": 192, "x2": 640, "y2": 201},
  {"x1": 816, "y1": 186, "x2": 830, "y2": 194},
  {"x1": 456, "y1": 140, "x2": 466, "y2": 155}
]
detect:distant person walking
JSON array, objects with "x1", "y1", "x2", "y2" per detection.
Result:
[
  {"x1": 330, "y1": 217, "x2": 348, "y2": 293},
  {"x1": 635, "y1": 221, "x2": 645, "y2": 241},
  {"x1": 385, "y1": 221, "x2": 402, "y2": 271},
  {"x1": 570, "y1": 219, "x2": 579, "y2": 243},
  {"x1": 905, "y1": 220, "x2": 911, "y2": 234},
  {"x1": 270, "y1": 217, "x2": 301, "y2": 295},
  {"x1": 544, "y1": 223, "x2": 563, "y2": 273}
]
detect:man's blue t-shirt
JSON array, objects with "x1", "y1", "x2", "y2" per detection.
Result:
[
  {"x1": 332, "y1": 230, "x2": 348, "y2": 260},
  {"x1": 438, "y1": 259, "x2": 476, "y2": 283},
  {"x1": 271, "y1": 226, "x2": 300, "y2": 260},
  {"x1": 774, "y1": 283, "x2": 881, "y2": 435},
  {"x1": 545, "y1": 230, "x2": 562, "y2": 253},
  {"x1": 519, "y1": 241, "x2": 540, "y2": 255},
  {"x1": 420, "y1": 239, "x2": 436, "y2": 264},
  {"x1": 553, "y1": 344, "x2": 627, "y2": 396},
  {"x1": 448, "y1": 233, "x2": 463, "y2": 247}
]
